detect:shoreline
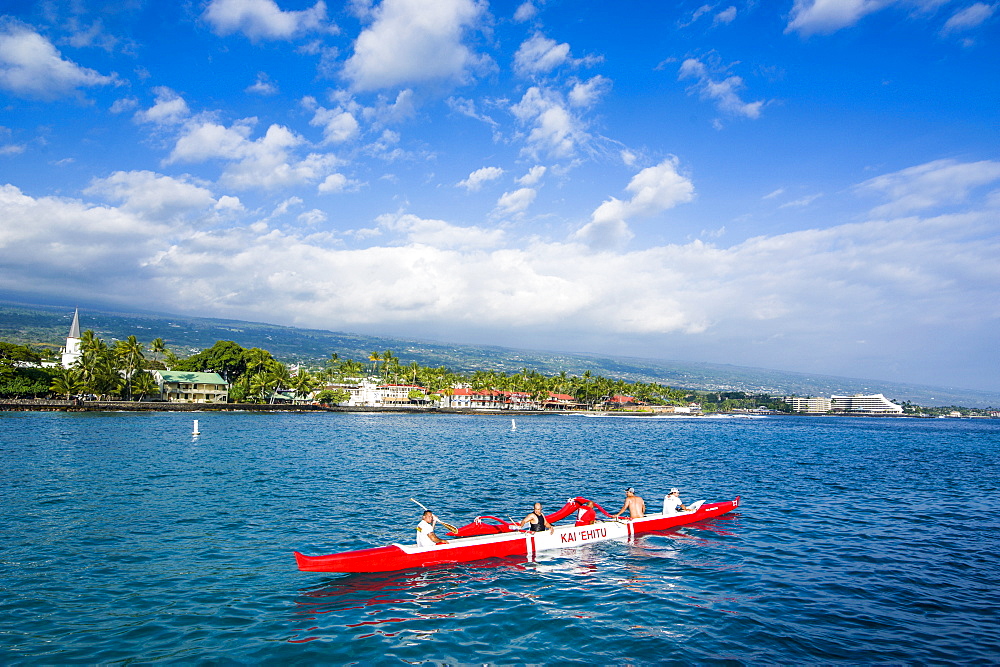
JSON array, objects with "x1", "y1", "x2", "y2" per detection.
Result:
[
  {"x1": 0, "y1": 398, "x2": 560, "y2": 415},
  {"x1": 0, "y1": 399, "x2": 960, "y2": 417}
]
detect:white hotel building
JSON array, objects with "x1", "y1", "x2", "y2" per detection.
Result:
[
  {"x1": 831, "y1": 393, "x2": 903, "y2": 414},
  {"x1": 787, "y1": 394, "x2": 903, "y2": 414},
  {"x1": 786, "y1": 396, "x2": 833, "y2": 414}
]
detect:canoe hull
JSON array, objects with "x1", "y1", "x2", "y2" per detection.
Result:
[{"x1": 295, "y1": 496, "x2": 740, "y2": 573}]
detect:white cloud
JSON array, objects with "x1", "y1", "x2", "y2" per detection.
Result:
[
  {"x1": 2, "y1": 180, "x2": 998, "y2": 390},
  {"x1": 511, "y1": 86, "x2": 588, "y2": 158},
  {"x1": 167, "y1": 119, "x2": 256, "y2": 163},
  {"x1": 318, "y1": 173, "x2": 347, "y2": 193},
  {"x1": 310, "y1": 105, "x2": 360, "y2": 143},
  {"x1": 458, "y1": 166, "x2": 504, "y2": 191},
  {"x1": 682, "y1": 5, "x2": 714, "y2": 27},
  {"x1": 858, "y1": 159, "x2": 1000, "y2": 216},
  {"x1": 318, "y1": 173, "x2": 362, "y2": 193},
  {"x1": 378, "y1": 211, "x2": 504, "y2": 249},
  {"x1": 493, "y1": 187, "x2": 537, "y2": 216},
  {"x1": 715, "y1": 6, "x2": 738, "y2": 24},
  {"x1": 785, "y1": 0, "x2": 893, "y2": 35},
  {"x1": 246, "y1": 72, "x2": 279, "y2": 95},
  {"x1": 298, "y1": 209, "x2": 327, "y2": 225},
  {"x1": 0, "y1": 21, "x2": 117, "y2": 100},
  {"x1": 780, "y1": 193, "x2": 823, "y2": 208},
  {"x1": 568, "y1": 75, "x2": 611, "y2": 107},
  {"x1": 941, "y1": 3, "x2": 996, "y2": 34},
  {"x1": 110, "y1": 97, "x2": 138, "y2": 114},
  {"x1": 679, "y1": 58, "x2": 765, "y2": 119},
  {"x1": 574, "y1": 158, "x2": 695, "y2": 249},
  {"x1": 445, "y1": 97, "x2": 500, "y2": 136},
  {"x1": 135, "y1": 87, "x2": 190, "y2": 126},
  {"x1": 361, "y1": 88, "x2": 417, "y2": 127},
  {"x1": 216, "y1": 195, "x2": 244, "y2": 211},
  {"x1": 203, "y1": 0, "x2": 328, "y2": 40},
  {"x1": 84, "y1": 171, "x2": 221, "y2": 222},
  {"x1": 517, "y1": 165, "x2": 547, "y2": 186},
  {"x1": 167, "y1": 119, "x2": 339, "y2": 190},
  {"x1": 0, "y1": 184, "x2": 174, "y2": 294},
  {"x1": 514, "y1": 2, "x2": 539, "y2": 22},
  {"x1": 514, "y1": 32, "x2": 571, "y2": 76},
  {"x1": 343, "y1": 0, "x2": 488, "y2": 91}
]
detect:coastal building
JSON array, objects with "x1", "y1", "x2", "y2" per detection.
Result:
[
  {"x1": 607, "y1": 395, "x2": 639, "y2": 407},
  {"x1": 831, "y1": 393, "x2": 903, "y2": 415},
  {"x1": 650, "y1": 404, "x2": 699, "y2": 414},
  {"x1": 449, "y1": 388, "x2": 508, "y2": 410},
  {"x1": 379, "y1": 384, "x2": 428, "y2": 405},
  {"x1": 543, "y1": 392, "x2": 579, "y2": 410},
  {"x1": 60, "y1": 309, "x2": 82, "y2": 369},
  {"x1": 787, "y1": 397, "x2": 833, "y2": 414},
  {"x1": 446, "y1": 388, "x2": 543, "y2": 410},
  {"x1": 319, "y1": 380, "x2": 428, "y2": 407},
  {"x1": 153, "y1": 370, "x2": 228, "y2": 403}
]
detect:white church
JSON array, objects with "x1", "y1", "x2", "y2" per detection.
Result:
[{"x1": 60, "y1": 309, "x2": 83, "y2": 369}]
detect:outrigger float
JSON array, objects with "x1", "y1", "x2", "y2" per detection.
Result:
[{"x1": 294, "y1": 495, "x2": 741, "y2": 573}]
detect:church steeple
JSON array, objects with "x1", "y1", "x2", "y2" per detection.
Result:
[
  {"x1": 68, "y1": 308, "x2": 81, "y2": 339},
  {"x1": 61, "y1": 308, "x2": 83, "y2": 369}
]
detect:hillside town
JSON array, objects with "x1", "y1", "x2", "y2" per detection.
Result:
[{"x1": 2, "y1": 310, "x2": 995, "y2": 418}]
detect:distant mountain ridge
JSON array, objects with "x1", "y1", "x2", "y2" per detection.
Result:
[{"x1": 1, "y1": 298, "x2": 996, "y2": 408}]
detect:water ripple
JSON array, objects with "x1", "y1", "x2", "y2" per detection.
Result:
[{"x1": 1, "y1": 412, "x2": 998, "y2": 663}]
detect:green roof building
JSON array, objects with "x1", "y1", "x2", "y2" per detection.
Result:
[{"x1": 153, "y1": 370, "x2": 228, "y2": 403}]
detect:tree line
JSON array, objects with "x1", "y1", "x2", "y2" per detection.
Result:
[{"x1": 1, "y1": 334, "x2": 801, "y2": 412}]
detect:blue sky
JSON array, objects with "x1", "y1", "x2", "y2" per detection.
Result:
[{"x1": 1, "y1": 0, "x2": 998, "y2": 391}]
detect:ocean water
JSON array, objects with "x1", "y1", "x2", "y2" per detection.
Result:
[{"x1": 1, "y1": 411, "x2": 998, "y2": 664}]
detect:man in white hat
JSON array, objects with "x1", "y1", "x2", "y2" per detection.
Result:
[{"x1": 662, "y1": 488, "x2": 689, "y2": 516}]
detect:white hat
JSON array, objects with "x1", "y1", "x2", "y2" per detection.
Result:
[{"x1": 669, "y1": 488, "x2": 679, "y2": 494}]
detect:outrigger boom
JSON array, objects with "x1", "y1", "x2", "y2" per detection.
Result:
[{"x1": 295, "y1": 495, "x2": 741, "y2": 573}]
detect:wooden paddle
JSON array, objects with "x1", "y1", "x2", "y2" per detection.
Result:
[{"x1": 410, "y1": 498, "x2": 458, "y2": 533}]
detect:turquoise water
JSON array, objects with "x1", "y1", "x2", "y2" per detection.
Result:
[{"x1": 2, "y1": 411, "x2": 998, "y2": 663}]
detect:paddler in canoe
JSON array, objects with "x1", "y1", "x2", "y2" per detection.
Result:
[
  {"x1": 613, "y1": 487, "x2": 646, "y2": 519},
  {"x1": 415, "y1": 510, "x2": 449, "y2": 546},
  {"x1": 518, "y1": 502, "x2": 555, "y2": 534}
]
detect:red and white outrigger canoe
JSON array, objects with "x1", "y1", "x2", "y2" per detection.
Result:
[{"x1": 294, "y1": 495, "x2": 741, "y2": 573}]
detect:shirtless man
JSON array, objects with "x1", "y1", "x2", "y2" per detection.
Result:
[
  {"x1": 614, "y1": 487, "x2": 645, "y2": 519},
  {"x1": 520, "y1": 502, "x2": 555, "y2": 534},
  {"x1": 415, "y1": 510, "x2": 448, "y2": 546}
]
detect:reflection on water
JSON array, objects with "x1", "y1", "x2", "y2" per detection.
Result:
[{"x1": 290, "y1": 558, "x2": 542, "y2": 643}]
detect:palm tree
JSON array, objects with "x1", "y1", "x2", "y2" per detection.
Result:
[
  {"x1": 76, "y1": 337, "x2": 119, "y2": 399},
  {"x1": 291, "y1": 369, "x2": 319, "y2": 403},
  {"x1": 368, "y1": 351, "x2": 380, "y2": 376},
  {"x1": 267, "y1": 361, "x2": 292, "y2": 402},
  {"x1": 50, "y1": 368, "x2": 84, "y2": 399},
  {"x1": 131, "y1": 371, "x2": 158, "y2": 401},
  {"x1": 341, "y1": 358, "x2": 365, "y2": 378},
  {"x1": 115, "y1": 335, "x2": 145, "y2": 400},
  {"x1": 80, "y1": 329, "x2": 100, "y2": 353},
  {"x1": 245, "y1": 371, "x2": 278, "y2": 403},
  {"x1": 150, "y1": 338, "x2": 167, "y2": 365}
]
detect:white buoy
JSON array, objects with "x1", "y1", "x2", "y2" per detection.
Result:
[
  {"x1": 193, "y1": 419, "x2": 200, "y2": 436},
  {"x1": 511, "y1": 419, "x2": 516, "y2": 431}
]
